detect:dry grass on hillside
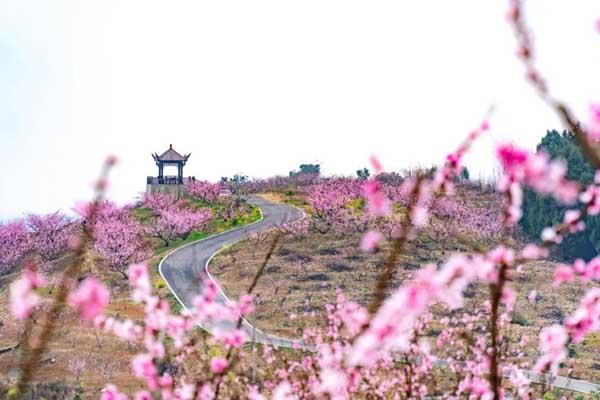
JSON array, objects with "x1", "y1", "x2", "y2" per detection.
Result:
[
  {"x1": 212, "y1": 193, "x2": 600, "y2": 383},
  {"x1": 0, "y1": 249, "x2": 176, "y2": 399}
]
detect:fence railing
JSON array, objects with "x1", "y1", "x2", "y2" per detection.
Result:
[{"x1": 146, "y1": 176, "x2": 196, "y2": 185}]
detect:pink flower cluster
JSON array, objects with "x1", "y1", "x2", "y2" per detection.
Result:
[
  {"x1": 351, "y1": 246, "x2": 515, "y2": 368},
  {"x1": 1, "y1": 211, "x2": 79, "y2": 273},
  {"x1": 533, "y1": 325, "x2": 568, "y2": 374},
  {"x1": 141, "y1": 193, "x2": 179, "y2": 213},
  {"x1": 142, "y1": 193, "x2": 213, "y2": 247},
  {"x1": 94, "y1": 202, "x2": 152, "y2": 277},
  {"x1": 587, "y1": 103, "x2": 600, "y2": 142},
  {"x1": 68, "y1": 277, "x2": 111, "y2": 321},
  {"x1": 97, "y1": 263, "x2": 258, "y2": 398},
  {"x1": 553, "y1": 257, "x2": 600, "y2": 285},
  {"x1": 496, "y1": 143, "x2": 579, "y2": 208},
  {"x1": 27, "y1": 212, "x2": 76, "y2": 262},
  {"x1": 0, "y1": 220, "x2": 30, "y2": 272},
  {"x1": 432, "y1": 119, "x2": 490, "y2": 193},
  {"x1": 183, "y1": 180, "x2": 223, "y2": 204},
  {"x1": 10, "y1": 263, "x2": 45, "y2": 320}
]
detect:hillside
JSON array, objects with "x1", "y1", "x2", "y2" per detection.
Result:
[
  {"x1": 0, "y1": 191, "x2": 261, "y2": 398},
  {"x1": 211, "y1": 187, "x2": 600, "y2": 383}
]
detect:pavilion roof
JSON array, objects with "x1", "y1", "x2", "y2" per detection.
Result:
[{"x1": 152, "y1": 144, "x2": 190, "y2": 162}]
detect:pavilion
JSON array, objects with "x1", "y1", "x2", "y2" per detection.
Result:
[
  {"x1": 148, "y1": 144, "x2": 191, "y2": 185},
  {"x1": 146, "y1": 145, "x2": 194, "y2": 195}
]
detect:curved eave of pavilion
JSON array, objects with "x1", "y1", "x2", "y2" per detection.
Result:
[{"x1": 152, "y1": 153, "x2": 191, "y2": 164}]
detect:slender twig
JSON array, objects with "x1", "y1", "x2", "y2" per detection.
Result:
[
  {"x1": 508, "y1": 0, "x2": 600, "y2": 170},
  {"x1": 245, "y1": 232, "x2": 281, "y2": 298},
  {"x1": 488, "y1": 263, "x2": 508, "y2": 400},
  {"x1": 366, "y1": 176, "x2": 423, "y2": 317},
  {"x1": 344, "y1": 177, "x2": 425, "y2": 397}
]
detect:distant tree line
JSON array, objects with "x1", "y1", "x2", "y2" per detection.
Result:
[
  {"x1": 289, "y1": 163, "x2": 320, "y2": 177},
  {"x1": 521, "y1": 130, "x2": 599, "y2": 261}
]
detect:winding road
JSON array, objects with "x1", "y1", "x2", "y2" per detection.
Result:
[
  {"x1": 159, "y1": 195, "x2": 600, "y2": 394},
  {"x1": 158, "y1": 195, "x2": 306, "y2": 349}
]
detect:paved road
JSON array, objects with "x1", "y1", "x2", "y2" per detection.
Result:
[
  {"x1": 159, "y1": 196, "x2": 600, "y2": 394},
  {"x1": 159, "y1": 195, "x2": 307, "y2": 349}
]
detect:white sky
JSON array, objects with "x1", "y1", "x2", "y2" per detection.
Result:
[{"x1": 1, "y1": 1, "x2": 600, "y2": 220}]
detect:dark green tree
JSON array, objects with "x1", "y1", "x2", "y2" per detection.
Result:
[
  {"x1": 290, "y1": 163, "x2": 320, "y2": 177},
  {"x1": 461, "y1": 167, "x2": 470, "y2": 181},
  {"x1": 356, "y1": 167, "x2": 370, "y2": 180},
  {"x1": 520, "y1": 130, "x2": 598, "y2": 261},
  {"x1": 299, "y1": 164, "x2": 320, "y2": 175}
]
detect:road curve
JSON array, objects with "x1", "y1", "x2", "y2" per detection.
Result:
[
  {"x1": 158, "y1": 195, "x2": 306, "y2": 349},
  {"x1": 159, "y1": 196, "x2": 600, "y2": 394}
]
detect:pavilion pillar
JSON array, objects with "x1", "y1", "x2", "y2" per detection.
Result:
[{"x1": 178, "y1": 163, "x2": 183, "y2": 184}]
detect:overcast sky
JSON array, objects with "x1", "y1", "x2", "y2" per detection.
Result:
[{"x1": 1, "y1": 1, "x2": 599, "y2": 220}]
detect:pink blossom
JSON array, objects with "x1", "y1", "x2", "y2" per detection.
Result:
[
  {"x1": 141, "y1": 192, "x2": 179, "y2": 214},
  {"x1": 487, "y1": 245, "x2": 515, "y2": 266},
  {"x1": 68, "y1": 277, "x2": 110, "y2": 321},
  {"x1": 237, "y1": 293, "x2": 255, "y2": 316},
  {"x1": 502, "y1": 286, "x2": 516, "y2": 311},
  {"x1": 183, "y1": 180, "x2": 223, "y2": 204},
  {"x1": 540, "y1": 325, "x2": 568, "y2": 353},
  {"x1": 360, "y1": 230, "x2": 382, "y2": 252},
  {"x1": 363, "y1": 180, "x2": 391, "y2": 217},
  {"x1": 272, "y1": 381, "x2": 295, "y2": 400},
  {"x1": 533, "y1": 325, "x2": 568, "y2": 374},
  {"x1": 94, "y1": 178, "x2": 110, "y2": 191},
  {"x1": 541, "y1": 227, "x2": 561, "y2": 243},
  {"x1": 315, "y1": 368, "x2": 348, "y2": 399},
  {"x1": 128, "y1": 263, "x2": 151, "y2": 300},
  {"x1": 248, "y1": 385, "x2": 266, "y2": 400},
  {"x1": 146, "y1": 206, "x2": 212, "y2": 247},
  {"x1": 72, "y1": 201, "x2": 92, "y2": 219},
  {"x1": 26, "y1": 212, "x2": 75, "y2": 261},
  {"x1": 565, "y1": 307, "x2": 595, "y2": 343},
  {"x1": 553, "y1": 265, "x2": 574, "y2": 286},
  {"x1": 565, "y1": 288, "x2": 600, "y2": 342},
  {"x1": 214, "y1": 329, "x2": 247, "y2": 348},
  {"x1": 521, "y1": 244, "x2": 548, "y2": 260},
  {"x1": 197, "y1": 383, "x2": 215, "y2": 400},
  {"x1": 306, "y1": 178, "x2": 366, "y2": 234},
  {"x1": 552, "y1": 258, "x2": 600, "y2": 286},
  {"x1": 133, "y1": 391, "x2": 151, "y2": 400},
  {"x1": 106, "y1": 155, "x2": 118, "y2": 166},
  {"x1": 587, "y1": 103, "x2": 600, "y2": 142},
  {"x1": 10, "y1": 264, "x2": 44, "y2": 320},
  {"x1": 101, "y1": 385, "x2": 128, "y2": 400},
  {"x1": 411, "y1": 205, "x2": 429, "y2": 227},
  {"x1": 563, "y1": 209, "x2": 585, "y2": 233},
  {"x1": 131, "y1": 354, "x2": 159, "y2": 390},
  {"x1": 210, "y1": 357, "x2": 229, "y2": 373},
  {"x1": 497, "y1": 144, "x2": 528, "y2": 171},
  {"x1": 528, "y1": 290, "x2": 538, "y2": 303},
  {"x1": 174, "y1": 384, "x2": 196, "y2": 400},
  {"x1": 0, "y1": 220, "x2": 30, "y2": 271},
  {"x1": 369, "y1": 155, "x2": 383, "y2": 175},
  {"x1": 94, "y1": 203, "x2": 152, "y2": 277},
  {"x1": 496, "y1": 143, "x2": 579, "y2": 205}
]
